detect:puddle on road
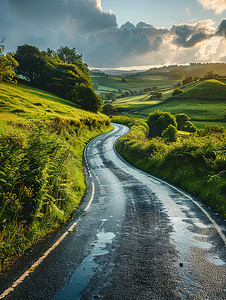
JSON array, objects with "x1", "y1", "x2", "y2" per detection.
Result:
[
  {"x1": 170, "y1": 217, "x2": 212, "y2": 253},
  {"x1": 53, "y1": 231, "x2": 115, "y2": 300},
  {"x1": 207, "y1": 254, "x2": 225, "y2": 266}
]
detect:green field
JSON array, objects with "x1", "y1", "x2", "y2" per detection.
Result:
[
  {"x1": 91, "y1": 75, "x2": 180, "y2": 94},
  {"x1": 131, "y1": 98, "x2": 226, "y2": 120},
  {"x1": 113, "y1": 94, "x2": 160, "y2": 110},
  {"x1": 123, "y1": 80, "x2": 226, "y2": 127},
  {"x1": 0, "y1": 83, "x2": 108, "y2": 134},
  {"x1": 180, "y1": 79, "x2": 226, "y2": 97},
  {"x1": 113, "y1": 87, "x2": 175, "y2": 110}
]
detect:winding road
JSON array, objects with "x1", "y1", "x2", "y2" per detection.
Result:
[{"x1": 0, "y1": 124, "x2": 225, "y2": 299}]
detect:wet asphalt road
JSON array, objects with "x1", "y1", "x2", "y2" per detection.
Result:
[{"x1": 0, "y1": 124, "x2": 225, "y2": 300}]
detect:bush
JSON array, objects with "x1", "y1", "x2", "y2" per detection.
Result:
[
  {"x1": 172, "y1": 88, "x2": 184, "y2": 96},
  {"x1": 204, "y1": 125, "x2": 224, "y2": 135},
  {"x1": 147, "y1": 110, "x2": 177, "y2": 138},
  {"x1": 103, "y1": 104, "x2": 116, "y2": 113},
  {"x1": 176, "y1": 113, "x2": 196, "y2": 132},
  {"x1": 151, "y1": 92, "x2": 163, "y2": 99},
  {"x1": 162, "y1": 124, "x2": 178, "y2": 142}
]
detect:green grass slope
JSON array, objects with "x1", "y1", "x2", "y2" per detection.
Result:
[
  {"x1": 128, "y1": 80, "x2": 226, "y2": 126},
  {"x1": 181, "y1": 79, "x2": 226, "y2": 98},
  {"x1": 91, "y1": 75, "x2": 180, "y2": 94},
  {"x1": 0, "y1": 82, "x2": 111, "y2": 271},
  {"x1": 113, "y1": 94, "x2": 160, "y2": 110},
  {"x1": 0, "y1": 83, "x2": 107, "y2": 125}
]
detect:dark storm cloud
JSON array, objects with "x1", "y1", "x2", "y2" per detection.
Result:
[
  {"x1": 8, "y1": 0, "x2": 117, "y2": 32},
  {"x1": 86, "y1": 22, "x2": 169, "y2": 67},
  {"x1": 170, "y1": 21, "x2": 214, "y2": 48},
  {"x1": 8, "y1": 0, "x2": 66, "y2": 27},
  {"x1": 216, "y1": 19, "x2": 226, "y2": 37},
  {"x1": 2, "y1": 0, "x2": 168, "y2": 67},
  {"x1": 66, "y1": 0, "x2": 117, "y2": 33}
]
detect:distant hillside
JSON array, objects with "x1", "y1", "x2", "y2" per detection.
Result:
[
  {"x1": 125, "y1": 79, "x2": 226, "y2": 125},
  {"x1": 89, "y1": 69, "x2": 145, "y2": 76},
  {"x1": 139, "y1": 63, "x2": 226, "y2": 77},
  {"x1": 180, "y1": 79, "x2": 226, "y2": 98}
]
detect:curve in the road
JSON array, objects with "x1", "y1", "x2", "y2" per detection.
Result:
[
  {"x1": 112, "y1": 132, "x2": 226, "y2": 246},
  {"x1": 0, "y1": 123, "x2": 225, "y2": 300}
]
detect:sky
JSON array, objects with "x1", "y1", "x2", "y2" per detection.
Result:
[{"x1": 0, "y1": 0, "x2": 226, "y2": 69}]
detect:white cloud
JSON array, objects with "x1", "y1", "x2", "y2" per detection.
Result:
[
  {"x1": 198, "y1": 0, "x2": 226, "y2": 14},
  {"x1": 195, "y1": 36, "x2": 226, "y2": 61}
]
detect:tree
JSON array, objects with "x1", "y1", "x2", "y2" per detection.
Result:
[
  {"x1": 75, "y1": 85, "x2": 103, "y2": 112},
  {"x1": 0, "y1": 38, "x2": 19, "y2": 84},
  {"x1": 14, "y1": 44, "x2": 46, "y2": 82},
  {"x1": 194, "y1": 75, "x2": 200, "y2": 82},
  {"x1": 57, "y1": 46, "x2": 88, "y2": 74},
  {"x1": 0, "y1": 38, "x2": 4, "y2": 56},
  {"x1": 171, "y1": 72, "x2": 184, "y2": 80},
  {"x1": 13, "y1": 44, "x2": 102, "y2": 112},
  {"x1": 123, "y1": 91, "x2": 130, "y2": 97},
  {"x1": 162, "y1": 124, "x2": 178, "y2": 142},
  {"x1": 172, "y1": 88, "x2": 184, "y2": 96},
  {"x1": 147, "y1": 110, "x2": 177, "y2": 138},
  {"x1": 103, "y1": 104, "x2": 116, "y2": 113},
  {"x1": 182, "y1": 76, "x2": 193, "y2": 85},
  {"x1": 204, "y1": 70, "x2": 217, "y2": 80},
  {"x1": 121, "y1": 78, "x2": 127, "y2": 83},
  {"x1": 0, "y1": 54, "x2": 19, "y2": 84}
]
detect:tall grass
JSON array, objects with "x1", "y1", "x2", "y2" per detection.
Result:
[
  {"x1": 0, "y1": 82, "x2": 112, "y2": 271},
  {"x1": 113, "y1": 116, "x2": 226, "y2": 218}
]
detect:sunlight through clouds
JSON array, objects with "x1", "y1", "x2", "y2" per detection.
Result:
[
  {"x1": 1, "y1": 0, "x2": 226, "y2": 68},
  {"x1": 198, "y1": 0, "x2": 226, "y2": 14},
  {"x1": 195, "y1": 36, "x2": 226, "y2": 61}
]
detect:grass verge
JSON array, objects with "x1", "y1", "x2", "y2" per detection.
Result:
[
  {"x1": 112, "y1": 116, "x2": 226, "y2": 219},
  {"x1": 0, "y1": 82, "x2": 112, "y2": 271}
]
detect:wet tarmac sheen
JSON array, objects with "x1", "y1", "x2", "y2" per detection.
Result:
[{"x1": 0, "y1": 124, "x2": 225, "y2": 300}]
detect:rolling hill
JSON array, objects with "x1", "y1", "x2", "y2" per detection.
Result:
[
  {"x1": 179, "y1": 79, "x2": 226, "y2": 98},
  {"x1": 0, "y1": 82, "x2": 110, "y2": 134},
  {"x1": 121, "y1": 80, "x2": 226, "y2": 127}
]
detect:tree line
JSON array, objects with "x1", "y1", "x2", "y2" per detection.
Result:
[{"x1": 0, "y1": 43, "x2": 102, "y2": 112}]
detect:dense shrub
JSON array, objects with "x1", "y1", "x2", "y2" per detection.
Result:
[
  {"x1": 176, "y1": 113, "x2": 196, "y2": 132},
  {"x1": 172, "y1": 88, "x2": 184, "y2": 96},
  {"x1": 147, "y1": 110, "x2": 177, "y2": 138},
  {"x1": 150, "y1": 92, "x2": 163, "y2": 99},
  {"x1": 162, "y1": 124, "x2": 178, "y2": 142}
]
